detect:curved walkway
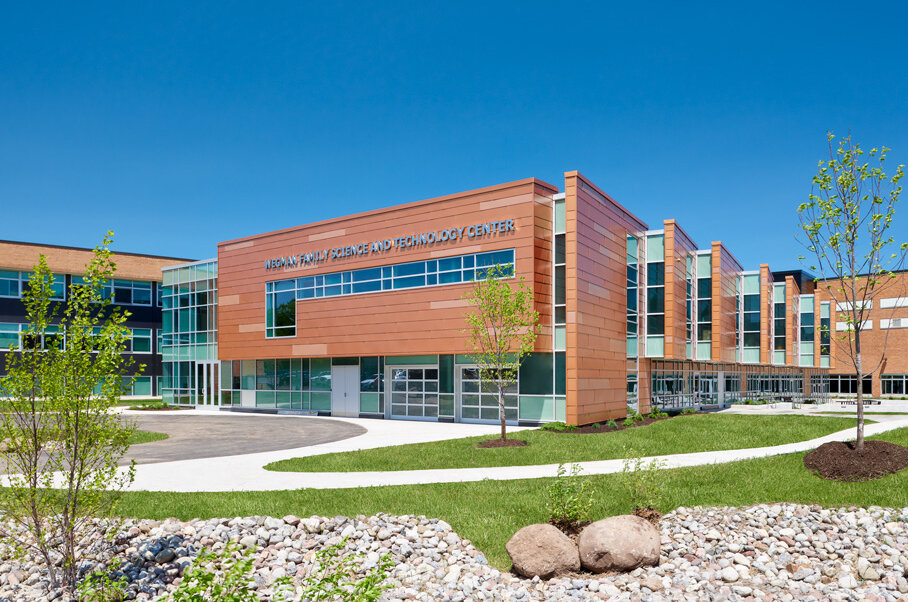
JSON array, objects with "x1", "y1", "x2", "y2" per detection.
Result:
[
  {"x1": 122, "y1": 413, "x2": 367, "y2": 465},
  {"x1": 119, "y1": 415, "x2": 908, "y2": 493}
]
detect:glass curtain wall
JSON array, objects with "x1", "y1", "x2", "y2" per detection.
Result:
[
  {"x1": 799, "y1": 295, "x2": 815, "y2": 366},
  {"x1": 161, "y1": 259, "x2": 218, "y2": 405},
  {"x1": 819, "y1": 302, "x2": 831, "y2": 367},
  {"x1": 696, "y1": 253, "x2": 712, "y2": 360},
  {"x1": 740, "y1": 274, "x2": 760, "y2": 363},
  {"x1": 772, "y1": 283, "x2": 786, "y2": 364},
  {"x1": 645, "y1": 233, "x2": 665, "y2": 357}
]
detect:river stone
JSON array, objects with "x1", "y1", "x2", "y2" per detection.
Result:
[
  {"x1": 578, "y1": 515, "x2": 660, "y2": 573},
  {"x1": 505, "y1": 523, "x2": 580, "y2": 579}
]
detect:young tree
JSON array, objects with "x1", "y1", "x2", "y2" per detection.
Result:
[
  {"x1": 464, "y1": 263, "x2": 539, "y2": 441},
  {"x1": 798, "y1": 133, "x2": 906, "y2": 452},
  {"x1": 0, "y1": 233, "x2": 138, "y2": 590}
]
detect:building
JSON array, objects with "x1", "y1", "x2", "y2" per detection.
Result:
[
  {"x1": 0, "y1": 240, "x2": 193, "y2": 395},
  {"x1": 3, "y1": 172, "x2": 907, "y2": 422},
  {"x1": 156, "y1": 172, "x2": 908, "y2": 423}
]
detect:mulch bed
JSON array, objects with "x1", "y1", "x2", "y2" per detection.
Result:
[
  {"x1": 477, "y1": 438, "x2": 529, "y2": 448},
  {"x1": 803, "y1": 440, "x2": 908, "y2": 482},
  {"x1": 550, "y1": 519, "x2": 591, "y2": 544},
  {"x1": 551, "y1": 412, "x2": 703, "y2": 435},
  {"x1": 632, "y1": 506, "x2": 663, "y2": 526}
]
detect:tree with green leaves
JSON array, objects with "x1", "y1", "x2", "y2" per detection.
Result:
[
  {"x1": 798, "y1": 133, "x2": 906, "y2": 452},
  {"x1": 463, "y1": 263, "x2": 539, "y2": 441},
  {"x1": 0, "y1": 233, "x2": 138, "y2": 590}
]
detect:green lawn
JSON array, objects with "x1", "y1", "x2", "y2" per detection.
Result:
[
  {"x1": 118, "y1": 427, "x2": 908, "y2": 569},
  {"x1": 128, "y1": 430, "x2": 169, "y2": 445},
  {"x1": 815, "y1": 411, "x2": 908, "y2": 416},
  {"x1": 266, "y1": 414, "x2": 862, "y2": 472}
]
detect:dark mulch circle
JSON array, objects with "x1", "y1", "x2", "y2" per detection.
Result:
[
  {"x1": 804, "y1": 440, "x2": 908, "y2": 482},
  {"x1": 477, "y1": 438, "x2": 528, "y2": 448}
]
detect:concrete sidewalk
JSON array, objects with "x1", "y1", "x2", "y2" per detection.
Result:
[{"x1": 119, "y1": 415, "x2": 908, "y2": 493}]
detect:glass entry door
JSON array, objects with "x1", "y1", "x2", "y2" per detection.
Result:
[
  {"x1": 389, "y1": 367, "x2": 439, "y2": 420},
  {"x1": 195, "y1": 361, "x2": 219, "y2": 406}
]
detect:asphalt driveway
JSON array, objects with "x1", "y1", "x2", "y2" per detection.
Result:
[{"x1": 122, "y1": 412, "x2": 366, "y2": 465}]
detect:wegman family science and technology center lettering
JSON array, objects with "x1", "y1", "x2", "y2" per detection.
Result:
[{"x1": 263, "y1": 218, "x2": 515, "y2": 270}]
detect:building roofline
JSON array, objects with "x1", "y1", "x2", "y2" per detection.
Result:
[
  {"x1": 0, "y1": 239, "x2": 195, "y2": 263},
  {"x1": 217, "y1": 177, "x2": 560, "y2": 248}
]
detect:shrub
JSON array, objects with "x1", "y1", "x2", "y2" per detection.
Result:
[
  {"x1": 167, "y1": 543, "x2": 257, "y2": 602},
  {"x1": 591, "y1": 422, "x2": 601, "y2": 430},
  {"x1": 605, "y1": 420, "x2": 618, "y2": 429},
  {"x1": 622, "y1": 417, "x2": 635, "y2": 427},
  {"x1": 540, "y1": 422, "x2": 567, "y2": 431},
  {"x1": 288, "y1": 537, "x2": 394, "y2": 602},
  {"x1": 546, "y1": 463, "x2": 593, "y2": 529},
  {"x1": 648, "y1": 408, "x2": 668, "y2": 419},
  {"x1": 681, "y1": 408, "x2": 696, "y2": 415},
  {"x1": 77, "y1": 560, "x2": 127, "y2": 602},
  {"x1": 619, "y1": 447, "x2": 667, "y2": 514}
]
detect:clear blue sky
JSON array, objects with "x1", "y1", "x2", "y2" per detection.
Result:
[{"x1": 1, "y1": 2, "x2": 906, "y2": 270}]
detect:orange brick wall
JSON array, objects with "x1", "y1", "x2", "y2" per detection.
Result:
[
  {"x1": 815, "y1": 272, "x2": 908, "y2": 395},
  {"x1": 564, "y1": 172, "x2": 647, "y2": 425},
  {"x1": 664, "y1": 220, "x2": 698, "y2": 360},
  {"x1": 0, "y1": 241, "x2": 189, "y2": 281},
  {"x1": 711, "y1": 242, "x2": 742, "y2": 363},
  {"x1": 216, "y1": 178, "x2": 558, "y2": 360}
]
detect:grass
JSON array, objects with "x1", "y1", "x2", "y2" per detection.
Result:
[
  {"x1": 814, "y1": 411, "x2": 908, "y2": 416},
  {"x1": 115, "y1": 398, "x2": 163, "y2": 408},
  {"x1": 116, "y1": 427, "x2": 908, "y2": 569},
  {"x1": 128, "y1": 430, "x2": 169, "y2": 445},
  {"x1": 265, "y1": 414, "x2": 863, "y2": 472}
]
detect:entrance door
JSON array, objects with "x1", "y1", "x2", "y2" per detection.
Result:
[
  {"x1": 195, "y1": 361, "x2": 219, "y2": 407},
  {"x1": 330, "y1": 365, "x2": 360, "y2": 417}
]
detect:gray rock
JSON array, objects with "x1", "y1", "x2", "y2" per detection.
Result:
[
  {"x1": 505, "y1": 524, "x2": 580, "y2": 579},
  {"x1": 578, "y1": 515, "x2": 660, "y2": 573}
]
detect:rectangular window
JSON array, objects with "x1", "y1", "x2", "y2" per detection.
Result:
[
  {"x1": 773, "y1": 283, "x2": 786, "y2": 361},
  {"x1": 129, "y1": 328, "x2": 153, "y2": 353},
  {"x1": 626, "y1": 235, "x2": 638, "y2": 358},
  {"x1": 740, "y1": 274, "x2": 760, "y2": 362},
  {"x1": 71, "y1": 276, "x2": 152, "y2": 305},
  {"x1": 0, "y1": 271, "x2": 66, "y2": 300},
  {"x1": 274, "y1": 248, "x2": 516, "y2": 307}
]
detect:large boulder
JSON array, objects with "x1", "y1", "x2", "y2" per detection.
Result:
[
  {"x1": 506, "y1": 523, "x2": 580, "y2": 579},
  {"x1": 578, "y1": 515, "x2": 660, "y2": 573}
]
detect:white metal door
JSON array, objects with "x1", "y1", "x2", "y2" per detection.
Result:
[{"x1": 331, "y1": 365, "x2": 360, "y2": 417}]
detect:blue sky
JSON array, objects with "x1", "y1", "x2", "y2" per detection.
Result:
[{"x1": 1, "y1": 2, "x2": 906, "y2": 270}]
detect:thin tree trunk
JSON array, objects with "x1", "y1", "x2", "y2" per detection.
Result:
[
  {"x1": 855, "y1": 329, "x2": 864, "y2": 453},
  {"x1": 499, "y1": 384, "x2": 506, "y2": 441}
]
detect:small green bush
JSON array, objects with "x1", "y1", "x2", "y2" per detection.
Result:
[
  {"x1": 619, "y1": 447, "x2": 667, "y2": 512},
  {"x1": 285, "y1": 537, "x2": 393, "y2": 602},
  {"x1": 540, "y1": 422, "x2": 568, "y2": 431},
  {"x1": 681, "y1": 408, "x2": 696, "y2": 415},
  {"x1": 546, "y1": 463, "x2": 593, "y2": 528},
  {"x1": 622, "y1": 417, "x2": 635, "y2": 427},
  {"x1": 167, "y1": 543, "x2": 257, "y2": 602},
  {"x1": 77, "y1": 560, "x2": 127, "y2": 602},
  {"x1": 591, "y1": 422, "x2": 601, "y2": 429},
  {"x1": 632, "y1": 411, "x2": 645, "y2": 422},
  {"x1": 605, "y1": 420, "x2": 618, "y2": 429}
]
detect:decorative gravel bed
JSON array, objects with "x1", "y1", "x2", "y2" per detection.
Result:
[{"x1": 1, "y1": 503, "x2": 907, "y2": 601}]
